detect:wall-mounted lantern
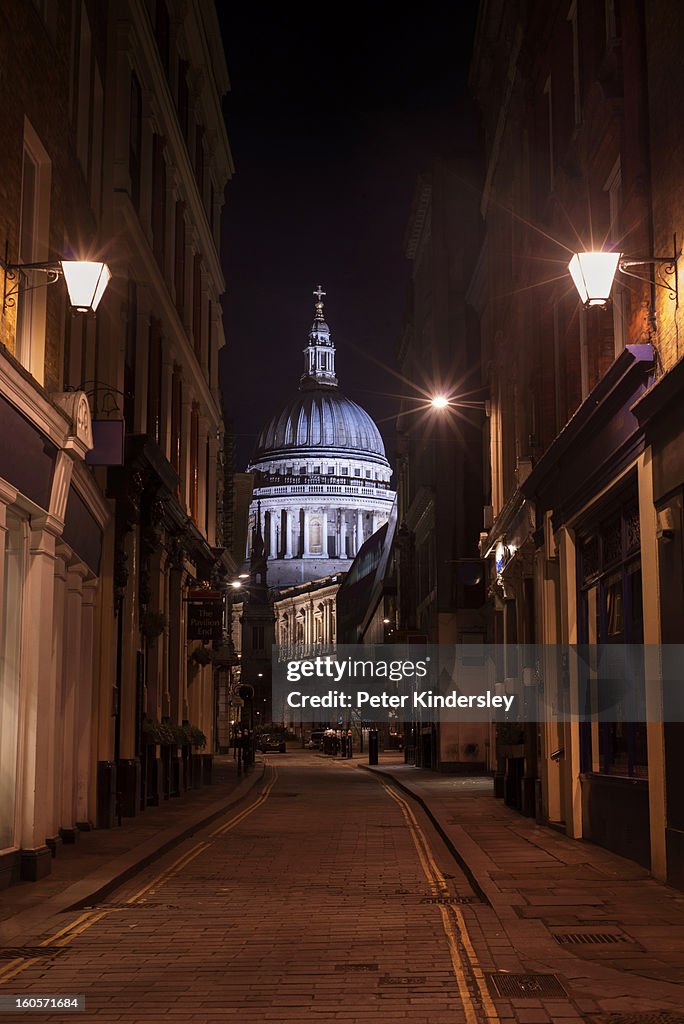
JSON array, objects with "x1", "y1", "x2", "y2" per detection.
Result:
[
  {"x1": 1, "y1": 245, "x2": 111, "y2": 315},
  {"x1": 568, "y1": 237, "x2": 679, "y2": 309}
]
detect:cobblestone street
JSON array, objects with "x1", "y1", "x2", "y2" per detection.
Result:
[{"x1": 1, "y1": 753, "x2": 684, "y2": 1023}]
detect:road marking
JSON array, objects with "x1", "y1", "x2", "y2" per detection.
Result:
[
  {"x1": 380, "y1": 779, "x2": 499, "y2": 1023},
  {"x1": 0, "y1": 766, "x2": 278, "y2": 987}
]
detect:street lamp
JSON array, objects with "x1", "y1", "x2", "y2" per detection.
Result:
[
  {"x1": 1, "y1": 249, "x2": 111, "y2": 315},
  {"x1": 430, "y1": 393, "x2": 490, "y2": 414},
  {"x1": 568, "y1": 240, "x2": 679, "y2": 309}
]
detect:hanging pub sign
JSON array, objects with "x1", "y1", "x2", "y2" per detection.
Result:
[{"x1": 187, "y1": 590, "x2": 224, "y2": 642}]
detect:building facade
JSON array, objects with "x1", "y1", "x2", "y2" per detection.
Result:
[
  {"x1": 246, "y1": 291, "x2": 395, "y2": 587},
  {"x1": 469, "y1": 0, "x2": 684, "y2": 884},
  {"x1": 395, "y1": 160, "x2": 490, "y2": 773},
  {"x1": 0, "y1": 0, "x2": 233, "y2": 889}
]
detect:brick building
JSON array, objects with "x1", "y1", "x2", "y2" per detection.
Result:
[
  {"x1": 0, "y1": 0, "x2": 234, "y2": 889},
  {"x1": 469, "y1": 0, "x2": 684, "y2": 885}
]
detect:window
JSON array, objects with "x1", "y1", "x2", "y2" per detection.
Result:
[
  {"x1": 354, "y1": 468, "x2": 361, "y2": 477},
  {"x1": 177, "y1": 59, "x2": 189, "y2": 140},
  {"x1": 0, "y1": 510, "x2": 25, "y2": 851},
  {"x1": 544, "y1": 76, "x2": 554, "y2": 193},
  {"x1": 189, "y1": 402, "x2": 199, "y2": 520},
  {"x1": 205, "y1": 438, "x2": 210, "y2": 537},
  {"x1": 605, "y1": 159, "x2": 625, "y2": 356},
  {"x1": 16, "y1": 123, "x2": 51, "y2": 381},
  {"x1": 174, "y1": 201, "x2": 186, "y2": 316},
  {"x1": 192, "y1": 254, "x2": 202, "y2": 358},
  {"x1": 170, "y1": 366, "x2": 183, "y2": 476},
  {"x1": 299, "y1": 466, "x2": 306, "y2": 475},
  {"x1": 341, "y1": 467, "x2": 348, "y2": 476},
  {"x1": 147, "y1": 318, "x2": 162, "y2": 444},
  {"x1": 568, "y1": 1, "x2": 582, "y2": 128},
  {"x1": 129, "y1": 72, "x2": 142, "y2": 210},
  {"x1": 75, "y1": 2, "x2": 92, "y2": 173},
  {"x1": 151, "y1": 134, "x2": 167, "y2": 270},
  {"x1": 252, "y1": 625, "x2": 265, "y2": 651},
  {"x1": 365, "y1": 470, "x2": 371, "y2": 478},
  {"x1": 124, "y1": 279, "x2": 137, "y2": 432},
  {"x1": 155, "y1": 0, "x2": 170, "y2": 78},
  {"x1": 195, "y1": 125, "x2": 205, "y2": 203},
  {"x1": 327, "y1": 466, "x2": 334, "y2": 474}
]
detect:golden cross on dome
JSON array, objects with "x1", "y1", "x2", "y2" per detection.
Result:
[{"x1": 313, "y1": 285, "x2": 326, "y2": 302}]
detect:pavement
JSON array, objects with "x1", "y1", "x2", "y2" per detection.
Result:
[
  {"x1": 364, "y1": 755, "x2": 684, "y2": 1011},
  {"x1": 0, "y1": 754, "x2": 265, "y2": 946},
  {"x1": 0, "y1": 749, "x2": 683, "y2": 1022}
]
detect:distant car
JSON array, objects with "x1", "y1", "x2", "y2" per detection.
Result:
[
  {"x1": 307, "y1": 730, "x2": 325, "y2": 750},
  {"x1": 258, "y1": 734, "x2": 286, "y2": 753}
]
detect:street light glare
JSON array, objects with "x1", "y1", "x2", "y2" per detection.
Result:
[
  {"x1": 431, "y1": 395, "x2": 450, "y2": 409},
  {"x1": 231, "y1": 580, "x2": 242, "y2": 589}
]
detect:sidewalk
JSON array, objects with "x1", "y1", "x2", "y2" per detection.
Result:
[
  {"x1": 0, "y1": 754, "x2": 265, "y2": 946},
  {"x1": 365, "y1": 756, "x2": 684, "y2": 1014}
]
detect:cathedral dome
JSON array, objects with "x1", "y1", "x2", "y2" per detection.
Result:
[{"x1": 253, "y1": 387, "x2": 387, "y2": 462}]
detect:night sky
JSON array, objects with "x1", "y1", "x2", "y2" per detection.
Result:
[{"x1": 217, "y1": 3, "x2": 480, "y2": 470}]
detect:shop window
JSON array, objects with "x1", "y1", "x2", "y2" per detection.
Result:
[
  {"x1": 578, "y1": 493, "x2": 647, "y2": 778},
  {"x1": 16, "y1": 123, "x2": 51, "y2": 381},
  {"x1": 0, "y1": 511, "x2": 26, "y2": 851}
]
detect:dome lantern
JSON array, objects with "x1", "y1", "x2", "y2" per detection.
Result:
[{"x1": 301, "y1": 285, "x2": 338, "y2": 389}]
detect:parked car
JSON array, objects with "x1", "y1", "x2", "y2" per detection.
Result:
[
  {"x1": 307, "y1": 730, "x2": 325, "y2": 750},
  {"x1": 258, "y1": 734, "x2": 286, "y2": 753}
]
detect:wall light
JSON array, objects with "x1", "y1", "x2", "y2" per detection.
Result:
[
  {"x1": 569, "y1": 238, "x2": 679, "y2": 309},
  {"x1": 1, "y1": 245, "x2": 111, "y2": 315}
]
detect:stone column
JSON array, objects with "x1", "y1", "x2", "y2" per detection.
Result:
[
  {"x1": 356, "y1": 510, "x2": 364, "y2": 553},
  {"x1": 269, "y1": 508, "x2": 277, "y2": 558},
  {"x1": 61, "y1": 561, "x2": 89, "y2": 839},
  {"x1": 303, "y1": 508, "x2": 312, "y2": 557},
  {"x1": 75, "y1": 579, "x2": 98, "y2": 826},
  {"x1": 321, "y1": 508, "x2": 328, "y2": 558},
  {"x1": 51, "y1": 551, "x2": 68, "y2": 843},
  {"x1": 19, "y1": 514, "x2": 61, "y2": 881},
  {"x1": 284, "y1": 509, "x2": 294, "y2": 558},
  {"x1": 372, "y1": 511, "x2": 380, "y2": 534},
  {"x1": 340, "y1": 511, "x2": 347, "y2": 558}
]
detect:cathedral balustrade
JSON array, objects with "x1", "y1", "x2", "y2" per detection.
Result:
[{"x1": 255, "y1": 472, "x2": 392, "y2": 490}]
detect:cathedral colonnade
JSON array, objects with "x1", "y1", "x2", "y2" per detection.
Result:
[{"x1": 248, "y1": 502, "x2": 391, "y2": 561}]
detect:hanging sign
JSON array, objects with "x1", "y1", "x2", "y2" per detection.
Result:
[{"x1": 187, "y1": 592, "x2": 224, "y2": 642}]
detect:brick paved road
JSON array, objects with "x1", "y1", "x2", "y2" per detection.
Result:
[{"x1": 0, "y1": 753, "x2": 658, "y2": 1024}]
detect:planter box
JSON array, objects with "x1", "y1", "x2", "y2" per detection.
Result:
[{"x1": 191, "y1": 753, "x2": 203, "y2": 789}]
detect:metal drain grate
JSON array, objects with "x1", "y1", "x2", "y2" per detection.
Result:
[
  {"x1": 555, "y1": 932, "x2": 633, "y2": 945},
  {"x1": 485, "y1": 973, "x2": 567, "y2": 999},
  {"x1": 0, "y1": 947, "x2": 64, "y2": 960},
  {"x1": 588, "y1": 1016, "x2": 684, "y2": 1024},
  {"x1": 420, "y1": 895, "x2": 479, "y2": 905},
  {"x1": 334, "y1": 963, "x2": 379, "y2": 973}
]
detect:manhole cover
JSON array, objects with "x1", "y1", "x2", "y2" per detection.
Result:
[
  {"x1": 588, "y1": 1016, "x2": 684, "y2": 1024},
  {"x1": 555, "y1": 933, "x2": 634, "y2": 945},
  {"x1": 420, "y1": 895, "x2": 479, "y2": 905},
  {"x1": 334, "y1": 963, "x2": 379, "y2": 973},
  {"x1": 379, "y1": 974, "x2": 427, "y2": 986},
  {"x1": 485, "y1": 973, "x2": 567, "y2": 998},
  {"x1": 0, "y1": 947, "x2": 64, "y2": 960}
]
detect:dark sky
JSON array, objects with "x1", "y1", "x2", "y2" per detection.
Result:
[{"x1": 217, "y1": 3, "x2": 480, "y2": 470}]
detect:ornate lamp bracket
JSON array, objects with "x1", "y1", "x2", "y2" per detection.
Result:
[{"x1": 619, "y1": 234, "x2": 680, "y2": 307}]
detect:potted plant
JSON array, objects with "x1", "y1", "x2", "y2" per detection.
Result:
[
  {"x1": 190, "y1": 645, "x2": 214, "y2": 667},
  {"x1": 142, "y1": 717, "x2": 175, "y2": 745},
  {"x1": 496, "y1": 721, "x2": 525, "y2": 758},
  {"x1": 141, "y1": 610, "x2": 167, "y2": 642}
]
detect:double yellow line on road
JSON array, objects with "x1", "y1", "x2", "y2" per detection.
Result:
[
  {"x1": 0, "y1": 767, "x2": 278, "y2": 987},
  {"x1": 381, "y1": 780, "x2": 499, "y2": 1024}
]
